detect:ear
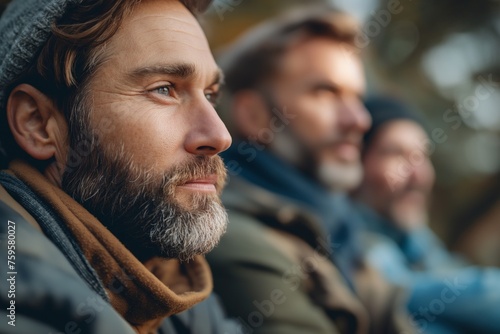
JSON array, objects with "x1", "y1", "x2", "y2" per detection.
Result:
[
  {"x1": 231, "y1": 90, "x2": 271, "y2": 139},
  {"x1": 6, "y1": 84, "x2": 67, "y2": 161}
]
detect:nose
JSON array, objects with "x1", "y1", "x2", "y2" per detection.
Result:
[
  {"x1": 184, "y1": 97, "x2": 232, "y2": 156},
  {"x1": 338, "y1": 97, "x2": 372, "y2": 134}
]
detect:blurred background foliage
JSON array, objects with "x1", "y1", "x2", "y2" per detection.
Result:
[
  {"x1": 0, "y1": 0, "x2": 497, "y2": 264},
  {"x1": 202, "y1": 0, "x2": 500, "y2": 265}
]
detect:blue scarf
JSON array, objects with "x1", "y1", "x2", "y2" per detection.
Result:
[{"x1": 222, "y1": 142, "x2": 363, "y2": 289}]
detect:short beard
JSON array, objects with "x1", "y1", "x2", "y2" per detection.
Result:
[
  {"x1": 271, "y1": 130, "x2": 363, "y2": 191},
  {"x1": 61, "y1": 98, "x2": 228, "y2": 262},
  {"x1": 317, "y1": 162, "x2": 363, "y2": 192}
]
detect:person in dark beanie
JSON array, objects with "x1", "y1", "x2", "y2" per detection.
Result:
[
  {"x1": 358, "y1": 96, "x2": 432, "y2": 233},
  {"x1": 0, "y1": 0, "x2": 240, "y2": 333},
  {"x1": 353, "y1": 95, "x2": 500, "y2": 334}
]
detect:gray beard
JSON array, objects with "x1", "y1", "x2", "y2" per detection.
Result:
[
  {"x1": 270, "y1": 130, "x2": 363, "y2": 192},
  {"x1": 317, "y1": 162, "x2": 363, "y2": 192},
  {"x1": 62, "y1": 140, "x2": 228, "y2": 262}
]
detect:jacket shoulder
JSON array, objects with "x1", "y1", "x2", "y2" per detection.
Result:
[
  {"x1": 0, "y1": 199, "x2": 135, "y2": 333},
  {"x1": 209, "y1": 209, "x2": 294, "y2": 272},
  {"x1": 207, "y1": 209, "x2": 345, "y2": 334}
]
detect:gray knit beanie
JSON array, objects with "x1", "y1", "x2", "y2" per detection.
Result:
[
  {"x1": 0, "y1": 0, "x2": 83, "y2": 165},
  {"x1": 0, "y1": 0, "x2": 83, "y2": 109}
]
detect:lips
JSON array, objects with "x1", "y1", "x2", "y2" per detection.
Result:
[
  {"x1": 177, "y1": 174, "x2": 218, "y2": 192},
  {"x1": 321, "y1": 141, "x2": 360, "y2": 162}
]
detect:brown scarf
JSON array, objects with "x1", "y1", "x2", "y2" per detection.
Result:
[{"x1": 10, "y1": 160, "x2": 212, "y2": 334}]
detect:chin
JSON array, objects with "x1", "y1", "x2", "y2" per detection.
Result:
[
  {"x1": 390, "y1": 206, "x2": 428, "y2": 231},
  {"x1": 317, "y1": 162, "x2": 363, "y2": 191}
]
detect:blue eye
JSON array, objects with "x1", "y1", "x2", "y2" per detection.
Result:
[
  {"x1": 156, "y1": 86, "x2": 172, "y2": 95},
  {"x1": 205, "y1": 91, "x2": 220, "y2": 106}
]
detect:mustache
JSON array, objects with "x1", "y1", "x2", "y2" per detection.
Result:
[
  {"x1": 160, "y1": 155, "x2": 227, "y2": 193},
  {"x1": 393, "y1": 186, "x2": 429, "y2": 198},
  {"x1": 312, "y1": 133, "x2": 363, "y2": 151}
]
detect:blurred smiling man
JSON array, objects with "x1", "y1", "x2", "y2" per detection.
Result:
[
  {"x1": 207, "y1": 7, "x2": 415, "y2": 334},
  {"x1": 0, "y1": 0, "x2": 237, "y2": 333}
]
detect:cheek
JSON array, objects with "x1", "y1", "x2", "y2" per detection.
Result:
[
  {"x1": 366, "y1": 158, "x2": 404, "y2": 194},
  {"x1": 289, "y1": 98, "x2": 336, "y2": 142},
  {"x1": 384, "y1": 159, "x2": 410, "y2": 191},
  {"x1": 419, "y1": 162, "x2": 436, "y2": 189},
  {"x1": 94, "y1": 106, "x2": 186, "y2": 169}
]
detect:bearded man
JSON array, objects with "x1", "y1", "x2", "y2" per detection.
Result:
[
  {"x1": 206, "y1": 7, "x2": 415, "y2": 334},
  {"x1": 0, "y1": 0, "x2": 238, "y2": 333}
]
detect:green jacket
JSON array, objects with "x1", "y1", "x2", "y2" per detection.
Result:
[{"x1": 207, "y1": 177, "x2": 415, "y2": 334}]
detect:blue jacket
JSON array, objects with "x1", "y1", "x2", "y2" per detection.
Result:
[{"x1": 356, "y1": 203, "x2": 500, "y2": 334}]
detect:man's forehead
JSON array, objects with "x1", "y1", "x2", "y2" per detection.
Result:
[
  {"x1": 277, "y1": 38, "x2": 365, "y2": 93},
  {"x1": 376, "y1": 120, "x2": 429, "y2": 148},
  {"x1": 119, "y1": 0, "x2": 207, "y2": 44},
  {"x1": 102, "y1": 0, "x2": 217, "y2": 77}
]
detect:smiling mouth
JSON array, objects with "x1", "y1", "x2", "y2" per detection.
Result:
[
  {"x1": 324, "y1": 142, "x2": 360, "y2": 162},
  {"x1": 177, "y1": 175, "x2": 218, "y2": 193}
]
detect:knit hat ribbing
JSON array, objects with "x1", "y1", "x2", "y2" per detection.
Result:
[{"x1": 0, "y1": 0, "x2": 83, "y2": 109}]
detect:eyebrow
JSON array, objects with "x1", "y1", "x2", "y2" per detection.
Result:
[{"x1": 128, "y1": 63, "x2": 224, "y2": 86}]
